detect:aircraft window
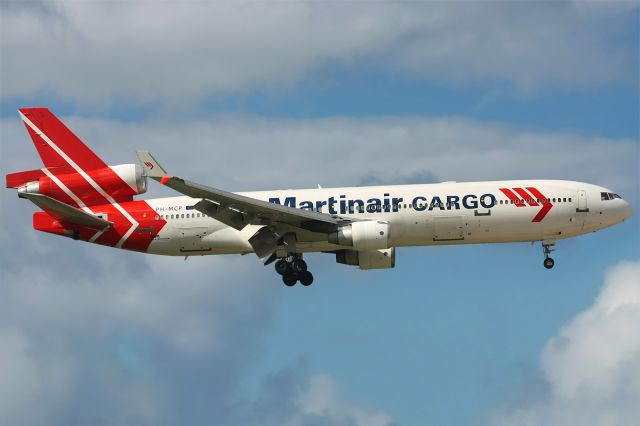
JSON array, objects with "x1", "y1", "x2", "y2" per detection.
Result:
[
  {"x1": 562, "y1": 198, "x2": 566, "y2": 202},
  {"x1": 170, "y1": 214, "x2": 174, "y2": 219},
  {"x1": 569, "y1": 198, "x2": 572, "y2": 202},
  {"x1": 613, "y1": 194, "x2": 622, "y2": 199},
  {"x1": 601, "y1": 192, "x2": 609, "y2": 201}
]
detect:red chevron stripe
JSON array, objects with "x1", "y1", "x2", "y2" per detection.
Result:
[
  {"x1": 526, "y1": 187, "x2": 553, "y2": 222},
  {"x1": 499, "y1": 188, "x2": 526, "y2": 207},
  {"x1": 513, "y1": 188, "x2": 539, "y2": 206}
]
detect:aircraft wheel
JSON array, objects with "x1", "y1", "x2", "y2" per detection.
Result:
[
  {"x1": 544, "y1": 258, "x2": 555, "y2": 269},
  {"x1": 292, "y1": 258, "x2": 307, "y2": 273},
  {"x1": 299, "y1": 271, "x2": 314, "y2": 286},
  {"x1": 282, "y1": 273, "x2": 297, "y2": 287},
  {"x1": 275, "y1": 259, "x2": 289, "y2": 275}
]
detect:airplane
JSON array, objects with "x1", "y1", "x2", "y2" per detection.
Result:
[{"x1": 6, "y1": 108, "x2": 633, "y2": 286}]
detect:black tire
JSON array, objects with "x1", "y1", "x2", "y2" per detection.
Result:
[
  {"x1": 292, "y1": 258, "x2": 307, "y2": 273},
  {"x1": 544, "y1": 258, "x2": 555, "y2": 269},
  {"x1": 275, "y1": 259, "x2": 289, "y2": 275},
  {"x1": 282, "y1": 273, "x2": 297, "y2": 287},
  {"x1": 299, "y1": 271, "x2": 313, "y2": 286}
]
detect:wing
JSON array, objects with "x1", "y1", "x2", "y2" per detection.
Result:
[
  {"x1": 19, "y1": 192, "x2": 113, "y2": 230},
  {"x1": 136, "y1": 151, "x2": 346, "y2": 235}
]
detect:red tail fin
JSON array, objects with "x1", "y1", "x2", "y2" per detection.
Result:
[
  {"x1": 7, "y1": 108, "x2": 147, "y2": 207},
  {"x1": 19, "y1": 107, "x2": 108, "y2": 172}
]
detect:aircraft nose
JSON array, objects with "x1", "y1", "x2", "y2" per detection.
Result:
[{"x1": 621, "y1": 200, "x2": 633, "y2": 220}]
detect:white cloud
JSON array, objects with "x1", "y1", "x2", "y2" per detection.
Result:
[
  {"x1": 491, "y1": 260, "x2": 640, "y2": 426},
  {"x1": 0, "y1": 206, "x2": 392, "y2": 425},
  {"x1": 0, "y1": 1, "x2": 635, "y2": 106},
  {"x1": 292, "y1": 374, "x2": 393, "y2": 426}
]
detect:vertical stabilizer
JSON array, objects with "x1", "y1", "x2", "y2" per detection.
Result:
[{"x1": 19, "y1": 107, "x2": 108, "y2": 172}]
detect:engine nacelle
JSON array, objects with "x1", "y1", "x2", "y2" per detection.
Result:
[
  {"x1": 335, "y1": 248, "x2": 396, "y2": 270},
  {"x1": 18, "y1": 164, "x2": 147, "y2": 204},
  {"x1": 328, "y1": 220, "x2": 390, "y2": 250}
]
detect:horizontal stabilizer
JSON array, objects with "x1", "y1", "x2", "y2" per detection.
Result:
[
  {"x1": 18, "y1": 192, "x2": 113, "y2": 230},
  {"x1": 6, "y1": 168, "x2": 45, "y2": 188}
]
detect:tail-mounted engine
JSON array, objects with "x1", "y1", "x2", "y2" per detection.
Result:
[
  {"x1": 11, "y1": 164, "x2": 147, "y2": 205},
  {"x1": 335, "y1": 248, "x2": 396, "y2": 270}
]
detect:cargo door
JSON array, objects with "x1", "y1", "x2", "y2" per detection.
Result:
[{"x1": 433, "y1": 216, "x2": 464, "y2": 241}]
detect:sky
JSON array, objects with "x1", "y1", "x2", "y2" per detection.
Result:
[{"x1": 0, "y1": 1, "x2": 639, "y2": 425}]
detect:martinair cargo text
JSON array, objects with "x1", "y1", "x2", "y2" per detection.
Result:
[{"x1": 6, "y1": 108, "x2": 633, "y2": 286}]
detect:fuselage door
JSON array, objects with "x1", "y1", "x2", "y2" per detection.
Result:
[{"x1": 577, "y1": 190, "x2": 588, "y2": 213}]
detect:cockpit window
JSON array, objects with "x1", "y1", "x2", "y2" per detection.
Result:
[{"x1": 600, "y1": 192, "x2": 623, "y2": 200}]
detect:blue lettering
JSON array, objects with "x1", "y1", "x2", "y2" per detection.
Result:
[
  {"x1": 480, "y1": 194, "x2": 496, "y2": 209},
  {"x1": 299, "y1": 201, "x2": 314, "y2": 211},
  {"x1": 328, "y1": 196, "x2": 338, "y2": 215},
  {"x1": 367, "y1": 198, "x2": 381, "y2": 213},
  {"x1": 446, "y1": 195, "x2": 460, "y2": 210},
  {"x1": 429, "y1": 196, "x2": 445, "y2": 211},
  {"x1": 462, "y1": 194, "x2": 478, "y2": 209},
  {"x1": 269, "y1": 196, "x2": 297, "y2": 208},
  {"x1": 413, "y1": 196, "x2": 427, "y2": 212},
  {"x1": 348, "y1": 199, "x2": 365, "y2": 214}
]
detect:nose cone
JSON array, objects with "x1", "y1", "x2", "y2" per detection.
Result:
[{"x1": 621, "y1": 201, "x2": 633, "y2": 221}]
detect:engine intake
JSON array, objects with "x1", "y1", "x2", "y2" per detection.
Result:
[{"x1": 328, "y1": 220, "x2": 390, "y2": 250}]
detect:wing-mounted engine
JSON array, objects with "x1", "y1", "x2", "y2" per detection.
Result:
[
  {"x1": 328, "y1": 220, "x2": 390, "y2": 250},
  {"x1": 335, "y1": 248, "x2": 396, "y2": 270},
  {"x1": 9, "y1": 164, "x2": 147, "y2": 205}
]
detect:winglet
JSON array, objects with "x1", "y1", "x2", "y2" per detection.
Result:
[{"x1": 136, "y1": 150, "x2": 169, "y2": 179}]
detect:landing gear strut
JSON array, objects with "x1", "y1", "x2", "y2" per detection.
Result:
[
  {"x1": 274, "y1": 255, "x2": 314, "y2": 286},
  {"x1": 542, "y1": 241, "x2": 555, "y2": 269}
]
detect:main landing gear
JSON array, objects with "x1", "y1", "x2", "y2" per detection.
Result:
[
  {"x1": 274, "y1": 255, "x2": 314, "y2": 286},
  {"x1": 542, "y1": 241, "x2": 555, "y2": 269}
]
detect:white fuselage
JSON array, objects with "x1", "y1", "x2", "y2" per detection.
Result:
[{"x1": 142, "y1": 180, "x2": 632, "y2": 256}]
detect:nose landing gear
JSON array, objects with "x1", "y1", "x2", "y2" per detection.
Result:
[
  {"x1": 542, "y1": 241, "x2": 555, "y2": 269},
  {"x1": 274, "y1": 255, "x2": 314, "y2": 286}
]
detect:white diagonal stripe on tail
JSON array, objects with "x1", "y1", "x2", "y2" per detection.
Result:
[{"x1": 22, "y1": 112, "x2": 138, "y2": 248}]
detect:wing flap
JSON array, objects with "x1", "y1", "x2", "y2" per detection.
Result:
[{"x1": 19, "y1": 192, "x2": 113, "y2": 230}]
